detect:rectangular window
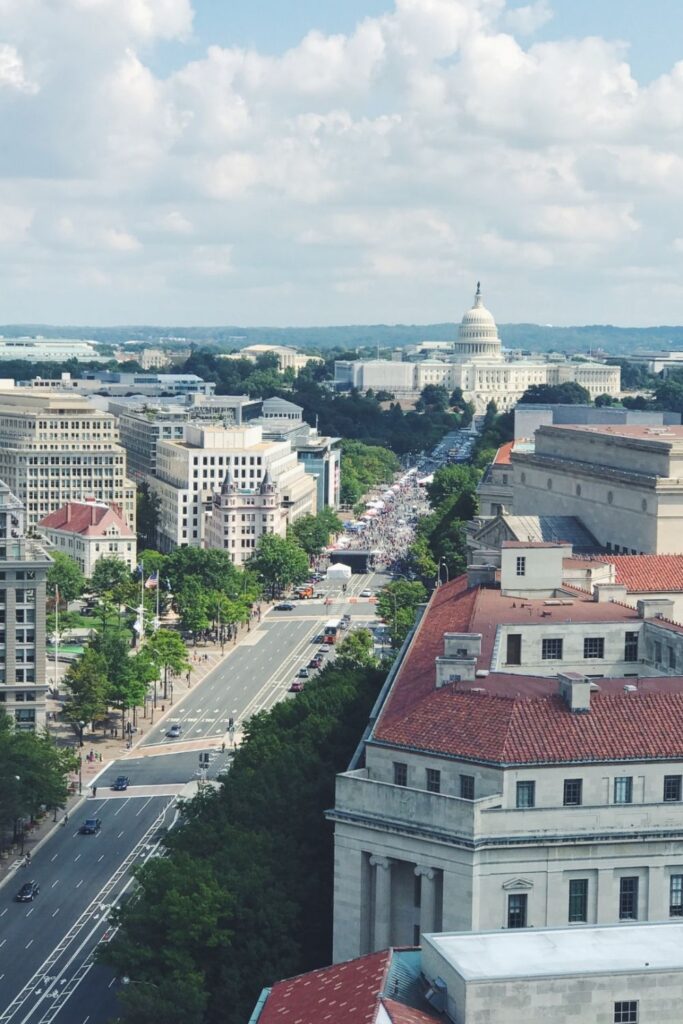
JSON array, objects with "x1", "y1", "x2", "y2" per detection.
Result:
[
  {"x1": 614, "y1": 1000, "x2": 638, "y2": 1023},
  {"x1": 426, "y1": 768, "x2": 441, "y2": 794},
  {"x1": 614, "y1": 777, "x2": 633, "y2": 804},
  {"x1": 670, "y1": 875, "x2": 683, "y2": 917},
  {"x1": 460, "y1": 774, "x2": 475, "y2": 800},
  {"x1": 568, "y1": 879, "x2": 588, "y2": 923},
  {"x1": 624, "y1": 631, "x2": 639, "y2": 663},
  {"x1": 619, "y1": 877, "x2": 639, "y2": 920},
  {"x1": 506, "y1": 632, "x2": 522, "y2": 665},
  {"x1": 393, "y1": 762, "x2": 408, "y2": 787},
  {"x1": 542, "y1": 638, "x2": 563, "y2": 660},
  {"x1": 563, "y1": 779, "x2": 583, "y2": 806},
  {"x1": 584, "y1": 637, "x2": 605, "y2": 659},
  {"x1": 655, "y1": 640, "x2": 662, "y2": 663},
  {"x1": 515, "y1": 556, "x2": 526, "y2": 577},
  {"x1": 507, "y1": 893, "x2": 527, "y2": 929},
  {"x1": 669, "y1": 646, "x2": 677, "y2": 671},
  {"x1": 516, "y1": 781, "x2": 535, "y2": 808},
  {"x1": 664, "y1": 775, "x2": 682, "y2": 802}
]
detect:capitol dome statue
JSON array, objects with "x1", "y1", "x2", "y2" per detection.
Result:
[{"x1": 452, "y1": 282, "x2": 503, "y2": 363}]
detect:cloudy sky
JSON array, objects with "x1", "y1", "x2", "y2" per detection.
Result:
[{"x1": 2, "y1": 0, "x2": 683, "y2": 328}]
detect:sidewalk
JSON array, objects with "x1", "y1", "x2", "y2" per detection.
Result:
[{"x1": 0, "y1": 613, "x2": 262, "y2": 889}]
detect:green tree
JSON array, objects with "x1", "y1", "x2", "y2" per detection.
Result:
[
  {"x1": 147, "y1": 629, "x2": 190, "y2": 699},
  {"x1": 426, "y1": 464, "x2": 481, "y2": 509},
  {"x1": 335, "y1": 628, "x2": 377, "y2": 668},
  {"x1": 416, "y1": 384, "x2": 449, "y2": 412},
  {"x1": 47, "y1": 551, "x2": 85, "y2": 608},
  {"x1": 165, "y1": 548, "x2": 241, "y2": 598},
  {"x1": 0, "y1": 713, "x2": 79, "y2": 836},
  {"x1": 249, "y1": 533, "x2": 310, "y2": 597},
  {"x1": 100, "y1": 662, "x2": 384, "y2": 1024},
  {"x1": 521, "y1": 381, "x2": 591, "y2": 405},
  {"x1": 91, "y1": 556, "x2": 133, "y2": 598},
  {"x1": 290, "y1": 507, "x2": 342, "y2": 556},
  {"x1": 136, "y1": 482, "x2": 161, "y2": 552},
  {"x1": 62, "y1": 648, "x2": 110, "y2": 735},
  {"x1": 376, "y1": 580, "x2": 428, "y2": 648},
  {"x1": 406, "y1": 536, "x2": 438, "y2": 579},
  {"x1": 175, "y1": 578, "x2": 211, "y2": 636}
]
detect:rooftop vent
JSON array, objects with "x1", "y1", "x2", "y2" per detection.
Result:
[
  {"x1": 476, "y1": 669, "x2": 489, "y2": 678},
  {"x1": 624, "y1": 684, "x2": 638, "y2": 692}
]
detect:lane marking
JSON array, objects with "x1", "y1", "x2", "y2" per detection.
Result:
[
  {"x1": 50, "y1": 854, "x2": 58, "y2": 863},
  {"x1": 76, "y1": 880, "x2": 83, "y2": 889},
  {"x1": 25, "y1": 940, "x2": 33, "y2": 949},
  {"x1": 52, "y1": 909, "x2": 60, "y2": 918},
  {"x1": 73, "y1": 854, "x2": 81, "y2": 862}
]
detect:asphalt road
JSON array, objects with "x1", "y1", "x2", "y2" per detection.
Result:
[{"x1": 0, "y1": 571, "x2": 385, "y2": 1024}]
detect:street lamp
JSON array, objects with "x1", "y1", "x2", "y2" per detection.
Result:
[{"x1": 78, "y1": 720, "x2": 85, "y2": 748}]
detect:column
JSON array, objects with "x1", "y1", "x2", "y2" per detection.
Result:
[
  {"x1": 370, "y1": 855, "x2": 392, "y2": 950},
  {"x1": 415, "y1": 865, "x2": 437, "y2": 937}
]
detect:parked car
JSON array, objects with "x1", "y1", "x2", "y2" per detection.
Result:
[
  {"x1": 289, "y1": 680, "x2": 304, "y2": 692},
  {"x1": 360, "y1": 589, "x2": 373, "y2": 598},
  {"x1": 298, "y1": 667, "x2": 309, "y2": 678},
  {"x1": 313, "y1": 633, "x2": 325, "y2": 644},
  {"x1": 308, "y1": 657, "x2": 322, "y2": 669},
  {"x1": 317, "y1": 647, "x2": 329, "y2": 657},
  {"x1": 167, "y1": 723, "x2": 182, "y2": 738},
  {"x1": 274, "y1": 602, "x2": 295, "y2": 611},
  {"x1": 79, "y1": 818, "x2": 102, "y2": 835},
  {"x1": 15, "y1": 881, "x2": 39, "y2": 902},
  {"x1": 112, "y1": 775, "x2": 129, "y2": 791}
]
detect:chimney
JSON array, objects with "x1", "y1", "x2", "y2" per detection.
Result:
[
  {"x1": 91, "y1": 504, "x2": 98, "y2": 525},
  {"x1": 637, "y1": 598, "x2": 675, "y2": 620},
  {"x1": 467, "y1": 564, "x2": 497, "y2": 588},
  {"x1": 558, "y1": 672, "x2": 591, "y2": 713},
  {"x1": 593, "y1": 583, "x2": 628, "y2": 603},
  {"x1": 435, "y1": 632, "x2": 482, "y2": 687},
  {"x1": 65, "y1": 504, "x2": 71, "y2": 524}
]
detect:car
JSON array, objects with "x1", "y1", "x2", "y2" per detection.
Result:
[
  {"x1": 112, "y1": 775, "x2": 129, "y2": 791},
  {"x1": 15, "y1": 881, "x2": 39, "y2": 902},
  {"x1": 360, "y1": 589, "x2": 373, "y2": 598},
  {"x1": 298, "y1": 667, "x2": 309, "y2": 678},
  {"x1": 274, "y1": 602, "x2": 295, "y2": 611},
  {"x1": 312, "y1": 633, "x2": 325, "y2": 644},
  {"x1": 308, "y1": 658, "x2": 321, "y2": 669},
  {"x1": 289, "y1": 680, "x2": 304, "y2": 692},
  {"x1": 317, "y1": 647, "x2": 329, "y2": 657},
  {"x1": 167, "y1": 723, "x2": 182, "y2": 738},
  {"x1": 79, "y1": 818, "x2": 102, "y2": 835}
]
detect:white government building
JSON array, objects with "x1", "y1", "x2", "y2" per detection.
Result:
[{"x1": 334, "y1": 285, "x2": 620, "y2": 413}]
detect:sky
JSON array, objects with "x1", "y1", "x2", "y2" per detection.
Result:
[{"x1": 2, "y1": 1, "x2": 683, "y2": 328}]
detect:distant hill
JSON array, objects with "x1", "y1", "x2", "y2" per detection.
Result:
[{"x1": 2, "y1": 322, "x2": 683, "y2": 356}]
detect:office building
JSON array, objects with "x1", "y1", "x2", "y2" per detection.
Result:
[
  {"x1": 204, "y1": 469, "x2": 286, "y2": 565},
  {"x1": 151, "y1": 423, "x2": 316, "y2": 551},
  {"x1": 0, "y1": 483, "x2": 51, "y2": 732},
  {"x1": 0, "y1": 390, "x2": 135, "y2": 530},
  {"x1": 330, "y1": 542, "x2": 683, "y2": 961},
  {"x1": 512, "y1": 423, "x2": 683, "y2": 554},
  {"x1": 38, "y1": 499, "x2": 136, "y2": 578}
]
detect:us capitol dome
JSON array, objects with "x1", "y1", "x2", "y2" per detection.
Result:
[{"x1": 452, "y1": 282, "x2": 503, "y2": 363}]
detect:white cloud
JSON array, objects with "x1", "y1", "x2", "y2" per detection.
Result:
[{"x1": 0, "y1": 0, "x2": 683, "y2": 324}]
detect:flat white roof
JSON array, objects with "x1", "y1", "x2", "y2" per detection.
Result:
[{"x1": 425, "y1": 923, "x2": 683, "y2": 981}]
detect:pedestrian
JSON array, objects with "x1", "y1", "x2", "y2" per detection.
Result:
[
  {"x1": 92, "y1": 784, "x2": 97, "y2": 797},
  {"x1": 24, "y1": 851, "x2": 31, "y2": 866},
  {"x1": 63, "y1": 812, "x2": 69, "y2": 826}
]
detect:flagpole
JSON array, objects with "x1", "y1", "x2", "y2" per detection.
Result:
[{"x1": 54, "y1": 584, "x2": 59, "y2": 708}]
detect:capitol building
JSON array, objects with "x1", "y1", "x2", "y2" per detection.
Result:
[{"x1": 334, "y1": 285, "x2": 621, "y2": 414}]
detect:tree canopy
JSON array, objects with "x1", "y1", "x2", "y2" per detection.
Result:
[
  {"x1": 339, "y1": 440, "x2": 400, "y2": 506},
  {"x1": 376, "y1": 580, "x2": 428, "y2": 648},
  {"x1": 249, "y1": 534, "x2": 310, "y2": 597},
  {"x1": 47, "y1": 551, "x2": 85, "y2": 607},
  {"x1": 101, "y1": 662, "x2": 384, "y2": 1024},
  {"x1": 520, "y1": 381, "x2": 591, "y2": 405}
]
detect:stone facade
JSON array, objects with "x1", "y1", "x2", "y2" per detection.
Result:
[{"x1": 204, "y1": 469, "x2": 286, "y2": 565}]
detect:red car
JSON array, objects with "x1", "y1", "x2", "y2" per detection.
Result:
[{"x1": 289, "y1": 680, "x2": 305, "y2": 692}]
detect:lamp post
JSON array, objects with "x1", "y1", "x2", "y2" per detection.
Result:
[{"x1": 78, "y1": 720, "x2": 85, "y2": 748}]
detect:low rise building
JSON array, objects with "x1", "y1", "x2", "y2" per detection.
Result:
[
  {"x1": 329, "y1": 542, "x2": 683, "y2": 962},
  {"x1": 0, "y1": 337, "x2": 106, "y2": 362},
  {"x1": 253, "y1": 923, "x2": 683, "y2": 1024},
  {"x1": 151, "y1": 423, "x2": 317, "y2": 551},
  {"x1": 38, "y1": 499, "x2": 136, "y2": 577},
  {"x1": 221, "y1": 344, "x2": 323, "y2": 374}
]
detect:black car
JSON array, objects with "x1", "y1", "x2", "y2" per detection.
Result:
[
  {"x1": 274, "y1": 602, "x2": 295, "y2": 611},
  {"x1": 79, "y1": 817, "x2": 102, "y2": 835},
  {"x1": 16, "y1": 881, "x2": 39, "y2": 902},
  {"x1": 112, "y1": 775, "x2": 129, "y2": 791}
]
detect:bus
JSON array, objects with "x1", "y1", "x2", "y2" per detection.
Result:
[{"x1": 323, "y1": 619, "x2": 341, "y2": 644}]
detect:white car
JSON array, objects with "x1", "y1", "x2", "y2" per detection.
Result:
[{"x1": 360, "y1": 589, "x2": 373, "y2": 598}]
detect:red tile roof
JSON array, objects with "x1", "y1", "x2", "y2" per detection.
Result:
[
  {"x1": 38, "y1": 501, "x2": 134, "y2": 539},
  {"x1": 373, "y1": 575, "x2": 683, "y2": 766},
  {"x1": 375, "y1": 685, "x2": 683, "y2": 765},
  {"x1": 593, "y1": 555, "x2": 683, "y2": 593},
  {"x1": 493, "y1": 441, "x2": 514, "y2": 465},
  {"x1": 257, "y1": 950, "x2": 440, "y2": 1024},
  {"x1": 259, "y1": 950, "x2": 391, "y2": 1024}
]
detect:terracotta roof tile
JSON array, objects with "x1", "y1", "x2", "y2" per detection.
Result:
[
  {"x1": 381, "y1": 998, "x2": 440, "y2": 1024},
  {"x1": 38, "y1": 501, "x2": 134, "y2": 539},
  {"x1": 593, "y1": 555, "x2": 683, "y2": 593},
  {"x1": 493, "y1": 441, "x2": 514, "y2": 465},
  {"x1": 259, "y1": 950, "x2": 391, "y2": 1024}
]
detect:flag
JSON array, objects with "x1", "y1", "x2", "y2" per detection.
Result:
[
  {"x1": 135, "y1": 562, "x2": 144, "y2": 577},
  {"x1": 145, "y1": 571, "x2": 158, "y2": 590}
]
